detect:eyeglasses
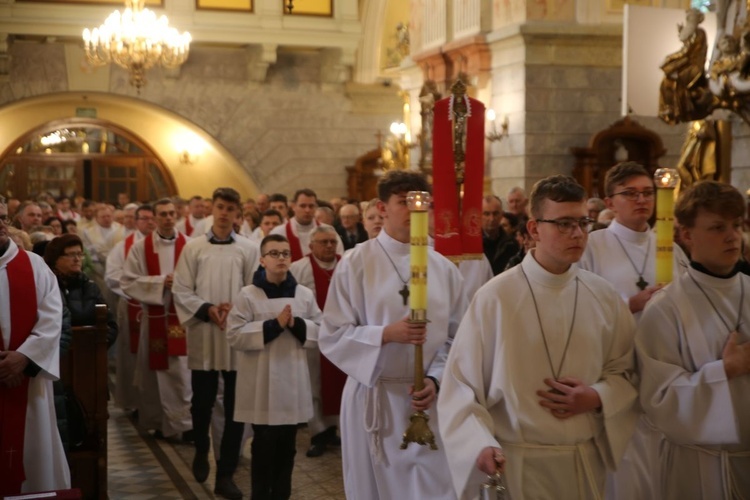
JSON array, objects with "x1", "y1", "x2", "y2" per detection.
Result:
[
  {"x1": 536, "y1": 218, "x2": 594, "y2": 234},
  {"x1": 611, "y1": 189, "x2": 655, "y2": 201},
  {"x1": 63, "y1": 252, "x2": 85, "y2": 260},
  {"x1": 0, "y1": 215, "x2": 9, "y2": 225},
  {"x1": 263, "y1": 250, "x2": 291, "y2": 259},
  {"x1": 312, "y1": 239, "x2": 337, "y2": 246}
]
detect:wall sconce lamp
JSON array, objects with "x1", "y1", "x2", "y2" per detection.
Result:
[
  {"x1": 486, "y1": 109, "x2": 509, "y2": 142},
  {"x1": 179, "y1": 150, "x2": 200, "y2": 165}
]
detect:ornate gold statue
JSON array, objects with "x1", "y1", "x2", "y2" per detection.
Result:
[
  {"x1": 418, "y1": 79, "x2": 441, "y2": 173},
  {"x1": 658, "y1": 8, "x2": 715, "y2": 125},
  {"x1": 675, "y1": 119, "x2": 720, "y2": 195}
]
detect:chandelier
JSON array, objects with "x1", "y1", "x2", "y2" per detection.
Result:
[{"x1": 82, "y1": 0, "x2": 191, "y2": 92}]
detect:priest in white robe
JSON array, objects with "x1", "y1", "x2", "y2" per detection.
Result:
[
  {"x1": 0, "y1": 203, "x2": 70, "y2": 495},
  {"x1": 439, "y1": 175, "x2": 638, "y2": 500},
  {"x1": 172, "y1": 187, "x2": 260, "y2": 500},
  {"x1": 319, "y1": 171, "x2": 468, "y2": 500},
  {"x1": 176, "y1": 195, "x2": 208, "y2": 237},
  {"x1": 636, "y1": 181, "x2": 750, "y2": 499},
  {"x1": 270, "y1": 188, "x2": 344, "y2": 261},
  {"x1": 106, "y1": 204, "x2": 155, "y2": 411},
  {"x1": 121, "y1": 199, "x2": 192, "y2": 438}
]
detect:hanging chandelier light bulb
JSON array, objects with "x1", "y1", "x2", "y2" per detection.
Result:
[{"x1": 82, "y1": 0, "x2": 191, "y2": 92}]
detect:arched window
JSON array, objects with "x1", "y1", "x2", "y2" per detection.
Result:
[{"x1": 0, "y1": 118, "x2": 177, "y2": 203}]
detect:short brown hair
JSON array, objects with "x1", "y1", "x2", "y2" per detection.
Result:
[
  {"x1": 529, "y1": 175, "x2": 586, "y2": 218},
  {"x1": 260, "y1": 233, "x2": 288, "y2": 253},
  {"x1": 674, "y1": 181, "x2": 745, "y2": 228},
  {"x1": 293, "y1": 189, "x2": 317, "y2": 203},
  {"x1": 44, "y1": 233, "x2": 83, "y2": 270},
  {"x1": 377, "y1": 171, "x2": 430, "y2": 202},
  {"x1": 212, "y1": 187, "x2": 241, "y2": 206},
  {"x1": 604, "y1": 162, "x2": 651, "y2": 197}
]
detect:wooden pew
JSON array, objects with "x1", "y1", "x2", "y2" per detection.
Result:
[{"x1": 60, "y1": 304, "x2": 109, "y2": 500}]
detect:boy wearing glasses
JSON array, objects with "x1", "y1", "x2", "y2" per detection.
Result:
[
  {"x1": 227, "y1": 234, "x2": 321, "y2": 500},
  {"x1": 438, "y1": 175, "x2": 638, "y2": 500},
  {"x1": 579, "y1": 161, "x2": 664, "y2": 317},
  {"x1": 578, "y1": 162, "x2": 676, "y2": 500}
]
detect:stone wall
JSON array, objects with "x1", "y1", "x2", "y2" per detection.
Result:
[
  {"x1": 0, "y1": 40, "x2": 403, "y2": 201},
  {"x1": 487, "y1": 24, "x2": 687, "y2": 199}
]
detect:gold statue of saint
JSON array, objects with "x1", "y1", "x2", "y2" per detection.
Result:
[
  {"x1": 450, "y1": 79, "x2": 469, "y2": 186},
  {"x1": 659, "y1": 8, "x2": 714, "y2": 125}
]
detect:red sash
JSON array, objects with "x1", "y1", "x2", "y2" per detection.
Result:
[
  {"x1": 185, "y1": 217, "x2": 194, "y2": 237},
  {"x1": 143, "y1": 233, "x2": 187, "y2": 370},
  {"x1": 432, "y1": 95, "x2": 485, "y2": 262},
  {"x1": 286, "y1": 220, "x2": 319, "y2": 262},
  {"x1": 309, "y1": 255, "x2": 347, "y2": 416},
  {"x1": 124, "y1": 234, "x2": 141, "y2": 354},
  {"x1": 0, "y1": 248, "x2": 37, "y2": 495}
]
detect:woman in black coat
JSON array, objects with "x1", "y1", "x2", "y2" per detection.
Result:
[{"x1": 44, "y1": 234, "x2": 118, "y2": 345}]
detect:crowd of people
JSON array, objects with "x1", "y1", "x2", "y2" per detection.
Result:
[{"x1": 1, "y1": 164, "x2": 749, "y2": 499}]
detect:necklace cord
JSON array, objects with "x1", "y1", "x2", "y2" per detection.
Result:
[
  {"x1": 375, "y1": 239, "x2": 409, "y2": 285},
  {"x1": 521, "y1": 266, "x2": 580, "y2": 381},
  {"x1": 613, "y1": 233, "x2": 650, "y2": 280}
]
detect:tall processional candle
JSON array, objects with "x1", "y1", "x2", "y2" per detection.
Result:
[
  {"x1": 654, "y1": 168, "x2": 679, "y2": 284},
  {"x1": 400, "y1": 190, "x2": 437, "y2": 450}
]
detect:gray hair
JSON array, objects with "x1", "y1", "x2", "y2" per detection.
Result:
[{"x1": 311, "y1": 225, "x2": 337, "y2": 238}]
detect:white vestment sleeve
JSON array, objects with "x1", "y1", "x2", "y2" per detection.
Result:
[
  {"x1": 636, "y1": 293, "x2": 738, "y2": 444},
  {"x1": 588, "y1": 294, "x2": 639, "y2": 469},
  {"x1": 438, "y1": 295, "x2": 506, "y2": 499},
  {"x1": 172, "y1": 243, "x2": 208, "y2": 327},
  {"x1": 121, "y1": 241, "x2": 167, "y2": 306},
  {"x1": 299, "y1": 288, "x2": 322, "y2": 349},
  {"x1": 105, "y1": 240, "x2": 127, "y2": 298},
  {"x1": 17, "y1": 254, "x2": 63, "y2": 379},
  {"x1": 427, "y1": 267, "x2": 467, "y2": 381},
  {"x1": 226, "y1": 286, "x2": 266, "y2": 351},
  {"x1": 319, "y1": 254, "x2": 386, "y2": 388}
]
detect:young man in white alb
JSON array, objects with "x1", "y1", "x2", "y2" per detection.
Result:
[
  {"x1": 637, "y1": 181, "x2": 750, "y2": 499},
  {"x1": 439, "y1": 175, "x2": 638, "y2": 500}
]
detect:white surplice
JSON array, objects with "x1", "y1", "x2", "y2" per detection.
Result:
[
  {"x1": 172, "y1": 234, "x2": 260, "y2": 371},
  {"x1": 175, "y1": 214, "x2": 207, "y2": 237},
  {"x1": 438, "y1": 251, "x2": 639, "y2": 500},
  {"x1": 227, "y1": 282, "x2": 321, "y2": 424},
  {"x1": 319, "y1": 230, "x2": 468, "y2": 500},
  {"x1": 270, "y1": 219, "x2": 345, "y2": 258},
  {"x1": 81, "y1": 222, "x2": 125, "y2": 265},
  {"x1": 0, "y1": 240, "x2": 70, "y2": 492},
  {"x1": 105, "y1": 232, "x2": 146, "y2": 410},
  {"x1": 121, "y1": 233, "x2": 192, "y2": 437},
  {"x1": 636, "y1": 267, "x2": 750, "y2": 499},
  {"x1": 579, "y1": 220, "x2": 679, "y2": 500},
  {"x1": 289, "y1": 255, "x2": 340, "y2": 435}
]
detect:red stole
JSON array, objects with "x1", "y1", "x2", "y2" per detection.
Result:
[
  {"x1": 309, "y1": 255, "x2": 347, "y2": 416},
  {"x1": 184, "y1": 216, "x2": 194, "y2": 236},
  {"x1": 286, "y1": 220, "x2": 319, "y2": 262},
  {"x1": 143, "y1": 233, "x2": 187, "y2": 370},
  {"x1": 124, "y1": 233, "x2": 141, "y2": 354},
  {"x1": 0, "y1": 248, "x2": 37, "y2": 495},
  {"x1": 432, "y1": 95, "x2": 485, "y2": 262}
]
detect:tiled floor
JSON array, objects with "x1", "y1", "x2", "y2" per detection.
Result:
[{"x1": 108, "y1": 404, "x2": 346, "y2": 499}]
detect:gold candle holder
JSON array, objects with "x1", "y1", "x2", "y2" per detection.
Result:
[
  {"x1": 400, "y1": 190, "x2": 437, "y2": 451},
  {"x1": 654, "y1": 168, "x2": 679, "y2": 285}
]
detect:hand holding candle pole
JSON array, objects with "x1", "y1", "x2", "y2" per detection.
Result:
[{"x1": 400, "y1": 190, "x2": 438, "y2": 450}]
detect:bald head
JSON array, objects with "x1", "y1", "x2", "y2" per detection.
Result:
[{"x1": 339, "y1": 203, "x2": 360, "y2": 231}]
